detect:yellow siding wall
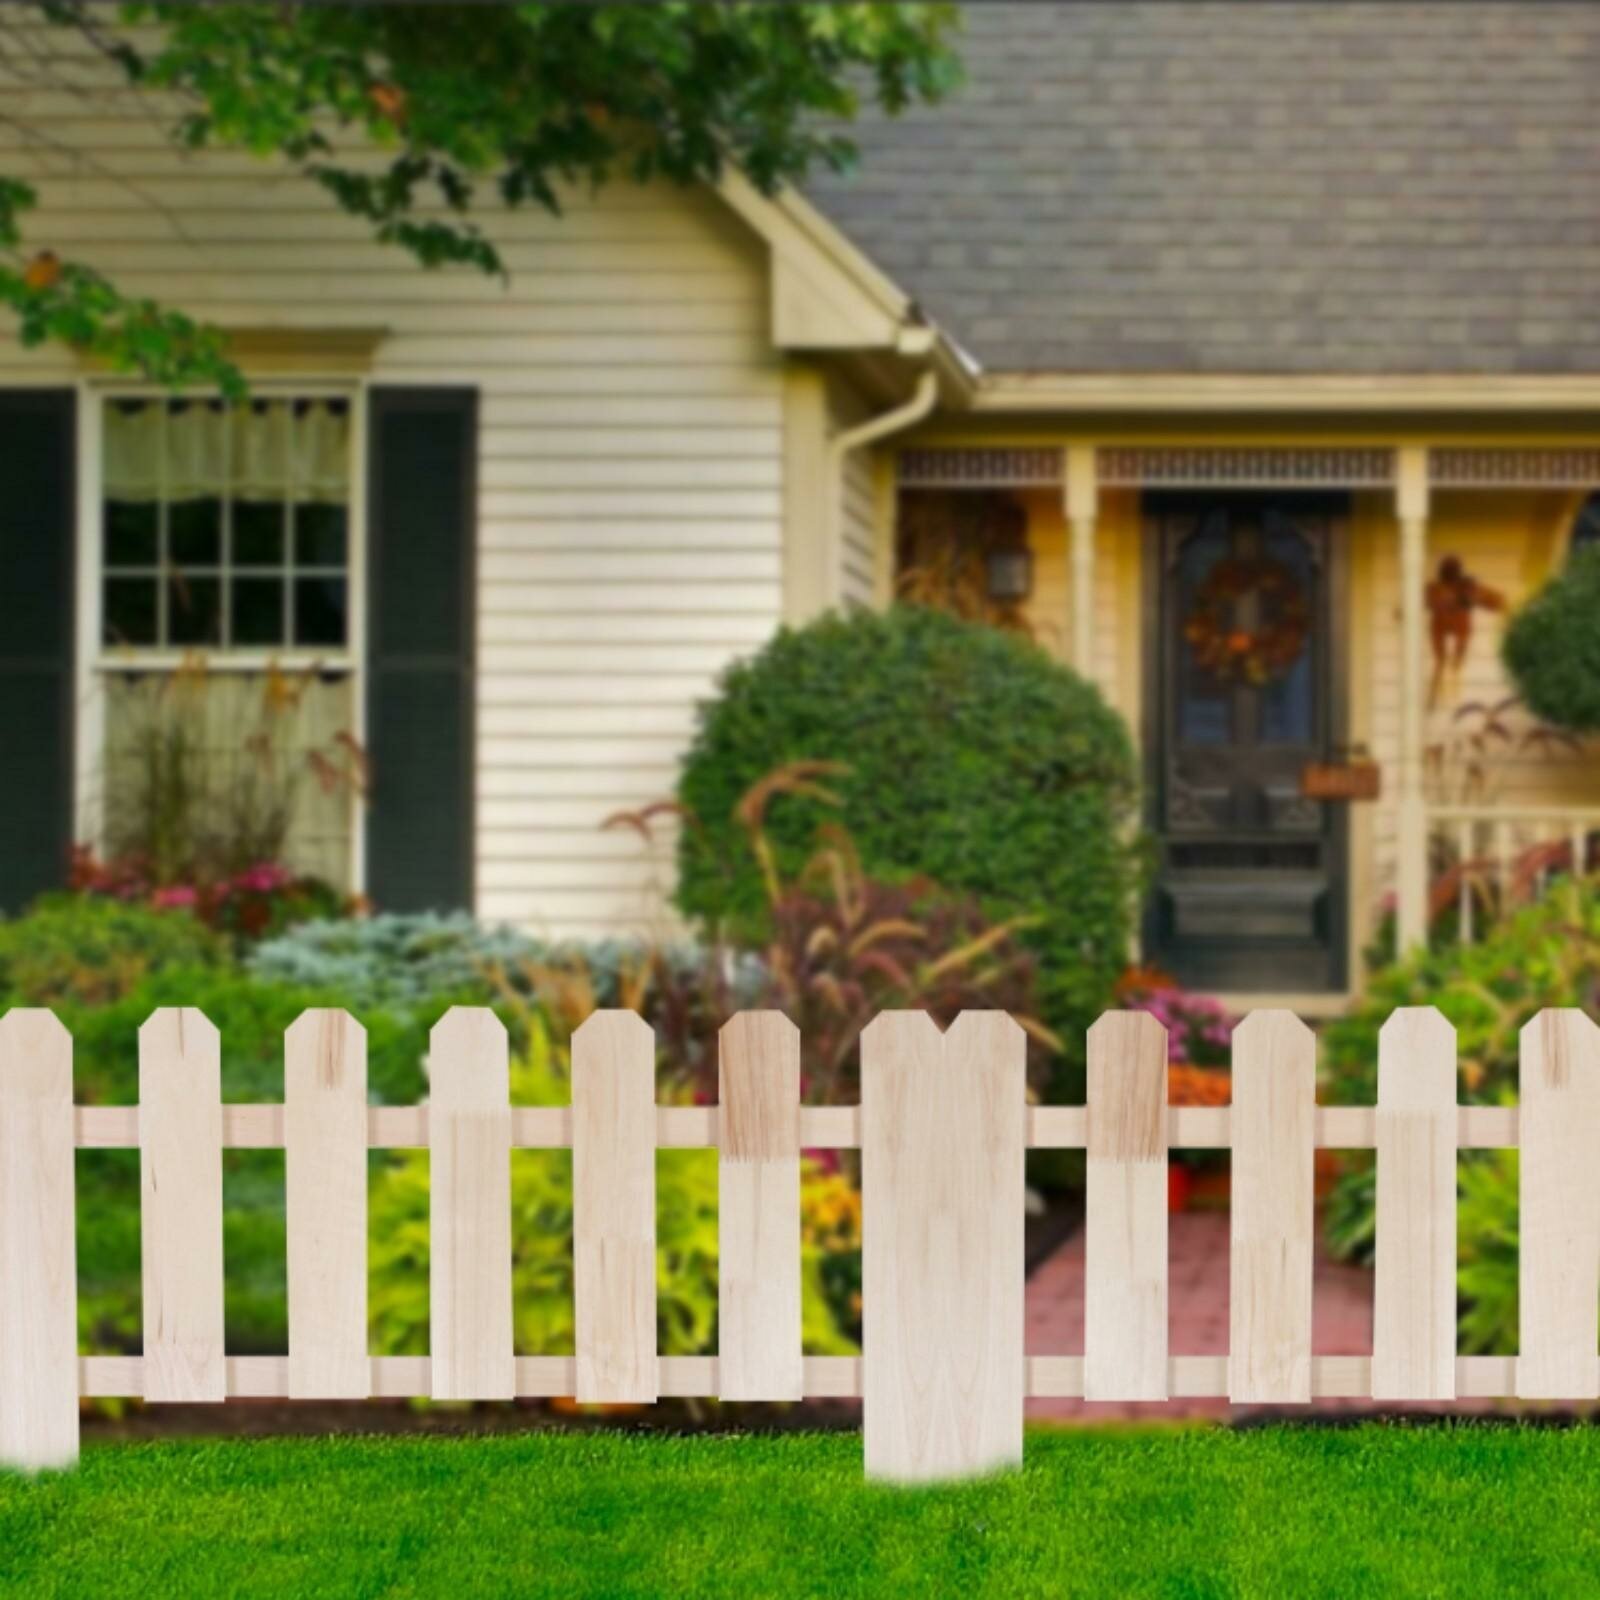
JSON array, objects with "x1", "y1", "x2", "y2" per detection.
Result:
[{"x1": 0, "y1": 28, "x2": 786, "y2": 939}]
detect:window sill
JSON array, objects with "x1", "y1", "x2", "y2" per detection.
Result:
[{"x1": 93, "y1": 651, "x2": 355, "y2": 675}]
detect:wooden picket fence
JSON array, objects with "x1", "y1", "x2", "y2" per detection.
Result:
[{"x1": 1, "y1": 1003, "x2": 1598, "y2": 1481}]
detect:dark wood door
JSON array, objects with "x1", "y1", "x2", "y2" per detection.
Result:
[{"x1": 1143, "y1": 493, "x2": 1348, "y2": 992}]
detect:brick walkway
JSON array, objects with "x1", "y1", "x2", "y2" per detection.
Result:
[{"x1": 1025, "y1": 1209, "x2": 1378, "y2": 1424}]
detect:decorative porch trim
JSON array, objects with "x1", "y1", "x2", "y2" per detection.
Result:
[
  {"x1": 1097, "y1": 446, "x2": 1396, "y2": 488},
  {"x1": 896, "y1": 446, "x2": 1064, "y2": 488},
  {"x1": 1428, "y1": 447, "x2": 1600, "y2": 488}
]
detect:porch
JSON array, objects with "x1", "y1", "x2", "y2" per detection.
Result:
[{"x1": 890, "y1": 440, "x2": 1600, "y2": 1002}]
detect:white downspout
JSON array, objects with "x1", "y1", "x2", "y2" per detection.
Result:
[{"x1": 823, "y1": 368, "x2": 938, "y2": 607}]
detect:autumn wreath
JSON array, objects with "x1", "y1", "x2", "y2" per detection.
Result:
[{"x1": 1183, "y1": 556, "x2": 1311, "y2": 685}]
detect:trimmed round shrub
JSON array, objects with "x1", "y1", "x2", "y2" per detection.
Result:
[
  {"x1": 1503, "y1": 547, "x2": 1600, "y2": 731},
  {"x1": 674, "y1": 606, "x2": 1142, "y2": 1070}
]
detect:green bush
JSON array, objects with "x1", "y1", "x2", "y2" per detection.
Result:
[
  {"x1": 1323, "y1": 879, "x2": 1600, "y2": 1352},
  {"x1": 674, "y1": 606, "x2": 1142, "y2": 1078},
  {"x1": 1503, "y1": 547, "x2": 1600, "y2": 731},
  {"x1": 369, "y1": 1015, "x2": 859, "y2": 1359},
  {"x1": 0, "y1": 894, "x2": 225, "y2": 1008}
]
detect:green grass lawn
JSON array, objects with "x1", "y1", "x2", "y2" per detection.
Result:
[{"x1": 5, "y1": 1423, "x2": 1600, "y2": 1598}]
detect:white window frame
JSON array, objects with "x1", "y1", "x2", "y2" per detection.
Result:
[{"x1": 74, "y1": 377, "x2": 368, "y2": 894}]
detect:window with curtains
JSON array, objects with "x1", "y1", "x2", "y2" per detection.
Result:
[
  {"x1": 94, "y1": 392, "x2": 360, "y2": 890},
  {"x1": 102, "y1": 395, "x2": 351, "y2": 651}
]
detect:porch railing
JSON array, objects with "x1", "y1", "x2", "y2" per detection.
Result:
[{"x1": 1428, "y1": 805, "x2": 1600, "y2": 943}]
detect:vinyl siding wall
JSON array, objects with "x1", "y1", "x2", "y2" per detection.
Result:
[
  {"x1": 827, "y1": 381, "x2": 880, "y2": 610},
  {"x1": 0, "y1": 31, "x2": 786, "y2": 938}
]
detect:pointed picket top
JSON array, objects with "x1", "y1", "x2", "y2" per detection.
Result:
[
  {"x1": 429, "y1": 1006, "x2": 509, "y2": 1108},
  {"x1": 0, "y1": 1008, "x2": 72, "y2": 1096}
]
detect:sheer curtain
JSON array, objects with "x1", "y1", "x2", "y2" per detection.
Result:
[{"x1": 103, "y1": 398, "x2": 350, "y2": 503}]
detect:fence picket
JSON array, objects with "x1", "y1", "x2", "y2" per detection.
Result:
[
  {"x1": 428, "y1": 1008, "x2": 514, "y2": 1401},
  {"x1": 140, "y1": 1008, "x2": 226, "y2": 1403},
  {"x1": 1085, "y1": 1011, "x2": 1168, "y2": 1401},
  {"x1": 862, "y1": 1012, "x2": 1025, "y2": 1482},
  {"x1": 0, "y1": 1011, "x2": 78, "y2": 1469},
  {"x1": 1229, "y1": 1010, "x2": 1315, "y2": 1404},
  {"x1": 285, "y1": 1010, "x2": 369, "y2": 1400},
  {"x1": 573, "y1": 1010, "x2": 658, "y2": 1404},
  {"x1": 1373, "y1": 1007, "x2": 1457, "y2": 1400},
  {"x1": 1517, "y1": 1009, "x2": 1600, "y2": 1399},
  {"x1": 717, "y1": 1012, "x2": 802, "y2": 1401}
]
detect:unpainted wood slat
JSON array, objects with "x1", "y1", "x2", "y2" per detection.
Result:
[
  {"x1": 0, "y1": 1012, "x2": 79, "y2": 1468},
  {"x1": 572, "y1": 1010, "x2": 658, "y2": 1403},
  {"x1": 718, "y1": 1012, "x2": 801, "y2": 1401},
  {"x1": 428, "y1": 1008, "x2": 514, "y2": 1400},
  {"x1": 139, "y1": 1009, "x2": 226, "y2": 1402},
  {"x1": 862, "y1": 1012, "x2": 1025, "y2": 1482},
  {"x1": 285, "y1": 1010, "x2": 369, "y2": 1399},
  {"x1": 1373, "y1": 1007, "x2": 1457, "y2": 1400},
  {"x1": 1084, "y1": 1011, "x2": 1168, "y2": 1400},
  {"x1": 1517, "y1": 1009, "x2": 1600, "y2": 1399},
  {"x1": 1229, "y1": 1010, "x2": 1315, "y2": 1403}
]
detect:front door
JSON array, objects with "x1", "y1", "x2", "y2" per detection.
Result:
[{"x1": 1143, "y1": 493, "x2": 1348, "y2": 992}]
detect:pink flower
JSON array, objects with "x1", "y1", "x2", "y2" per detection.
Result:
[{"x1": 151, "y1": 885, "x2": 198, "y2": 909}]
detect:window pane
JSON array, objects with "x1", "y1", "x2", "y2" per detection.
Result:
[
  {"x1": 104, "y1": 578, "x2": 158, "y2": 646},
  {"x1": 168, "y1": 574, "x2": 222, "y2": 646},
  {"x1": 104, "y1": 500, "x2": 158, "y2": 566},
  {"x1": 169, "y1": 496, "x2": 222, "y2": 565},
  {"x1": 294, "y1": 502, "x2": 347, "y2": 566},
  {"x1": 232, "y1": 576, "x2": 286, "y2": 646},
  {"x1": 294, "y1": 576, "x2": 347, "y2": 646},
  {"x1": 1175, "y1": 521, "x2": 1234, "y2": 746},
  {"x1": 234, "y1": 499, "x2": 286, "y2": 565}
]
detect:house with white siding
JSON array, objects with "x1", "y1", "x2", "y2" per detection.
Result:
[{"x1": 4, "y1": 3, "x2": 1600, "y2": 1005}]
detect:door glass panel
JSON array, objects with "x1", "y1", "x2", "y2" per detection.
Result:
[
  {"x1": 1258, "y1": 514, "x2": 1317, "y2": 744},
  {"x1": 1174, "y1": 516, "x2": 1233, "y2": 745}
]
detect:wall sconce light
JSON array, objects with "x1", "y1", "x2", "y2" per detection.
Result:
[{"x1": 984, "y1": 500, "x2": 1033, "y2": 602}]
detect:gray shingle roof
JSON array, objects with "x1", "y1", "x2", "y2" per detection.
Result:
[{"x1": 804, "y1": 2, "x2": 1600, "y2": 375}]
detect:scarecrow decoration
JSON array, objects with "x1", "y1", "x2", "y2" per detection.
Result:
[{"x1": 1426, "y1": 555, "x2": 1504, "y2": 707}]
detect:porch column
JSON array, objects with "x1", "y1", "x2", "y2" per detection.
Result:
[
  {"x1": 1066, "y1": 444, "x2": 1098, "y2": 679},
  {"x1": 1396, "y1": 444, "x2": 1430, "y2": 952}
]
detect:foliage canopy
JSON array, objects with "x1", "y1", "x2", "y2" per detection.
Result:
[{"x1": 1, "y1": 2, "x2": 958, "y2": 386}]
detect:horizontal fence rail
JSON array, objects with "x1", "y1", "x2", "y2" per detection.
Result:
[{"x1": 1, "y1": 1004, "x2": 1597, "y2": 1481}]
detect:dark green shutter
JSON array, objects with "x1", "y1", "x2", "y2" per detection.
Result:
[
  {"x1": 365, "y1": 388, "x2": 477, "y2": 912},
  {"x1": 0, "y1": 391, "x2": 75, "y2": 914}
]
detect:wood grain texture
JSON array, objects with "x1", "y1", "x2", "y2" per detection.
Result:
[
  {"x1": 573, "y1": 1010, "x2": 658, "y2": 1403},
  {"x1": 1517, "y1": 1008, "x2": 1600, "y2": 1399},
  {"x1": 862, "y1": 1012, "x2": 1025, "y2": 1482},
  {"x1": 285, "y1": 1010, "x2": 369, "y2": 1399},
  {"x1": 1373, "y1": 1007, "x2": 1457, "y2": 1400},
  {"x1": 1229, "y1": 1010, "x2": 1315, "y2": 1404},
  {"x1": 1085, "y1": 1010, "x2": 1168, "y2": 1400},
  {"x1": 139, "y1": 1008, "x2": 226, "y2": 1402},
  {"x1": 428, "y1": 1008, "x2": 514, "y2": 1401},
  {"x1": 0, "y1": 1011, "x2": 78, "y2": 1468},
  {"x1": 717, "y1": 1012, "x2": 801, "y2": 1401}
]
